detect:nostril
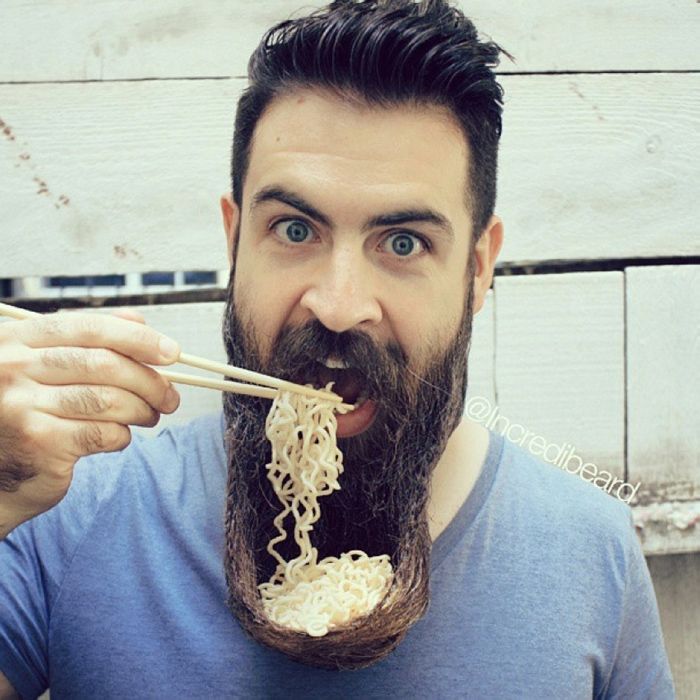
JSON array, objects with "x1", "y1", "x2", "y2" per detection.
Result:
[{"x1": 299, "y1": 281, "x2": 382, "y2": 334}]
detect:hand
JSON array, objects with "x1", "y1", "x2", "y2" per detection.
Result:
[{"x1": 0, "y1": 310, "x2": 181, "y2": 538}]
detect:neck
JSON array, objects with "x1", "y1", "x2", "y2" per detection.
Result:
[{"x1": 427, "y1": 417, "x2": 490, "y2": 541}]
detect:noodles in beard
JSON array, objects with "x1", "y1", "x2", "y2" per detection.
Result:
[{"x1": 259, "y1": 387, "x2": 393, "y2": 637}]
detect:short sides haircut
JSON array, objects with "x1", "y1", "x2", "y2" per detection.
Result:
[{"x1": 232, "y1": 0, "x2": 508, "y2": 238}]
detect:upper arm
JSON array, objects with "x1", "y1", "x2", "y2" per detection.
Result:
[
  {"x1": 601, "y1": 521, "x2": 676, "y2": 698},
  {"x1": 0, "y1": 672, "x2": 20, "y2": 700}
]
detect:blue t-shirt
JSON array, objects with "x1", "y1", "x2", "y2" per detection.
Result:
[{"x1": 0, "y1": 413, "x2": 674, "y2": 699}]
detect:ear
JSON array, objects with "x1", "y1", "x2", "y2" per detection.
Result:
[
  {"x1": 220, "y1": 193, "x2": 240, "y2": 267},
  {"x1": 472, "y1": 215, "x2": 503, "y2": 314}
]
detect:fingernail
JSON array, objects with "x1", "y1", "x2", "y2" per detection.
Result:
[
  {"x1": 159, "y1": 336, "x2": 180, "y2": 361},
  {"x1": 164, "y1": 385, "x2": 180, "y2": 412}
]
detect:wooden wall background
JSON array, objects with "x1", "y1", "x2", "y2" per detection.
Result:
[{"x1": 1, "y1": 1, "x2": 698, "y2": 696}]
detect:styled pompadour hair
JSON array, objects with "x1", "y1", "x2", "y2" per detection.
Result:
[{"x1": 231, "y1": 0, "x2": 508, "y2": 237}]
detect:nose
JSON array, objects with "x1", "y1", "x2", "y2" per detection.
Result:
[{"x1": 299, "y1": 245, "x2": 383, "y2": 334}]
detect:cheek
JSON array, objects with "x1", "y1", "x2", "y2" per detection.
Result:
[
  {"x1": 233, "y1": 265, "x2": 302, "y2": 350},
  {"x1": 393, "y1": 279, "x2": 467, "y2": 366}
]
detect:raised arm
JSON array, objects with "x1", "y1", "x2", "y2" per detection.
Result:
[{"x1": 0, "y1": 311, "x2": 181, "y2": 539}]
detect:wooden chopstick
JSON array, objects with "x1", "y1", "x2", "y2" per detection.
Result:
[
  {"x1": 0, "y1": 303, "x2": 34, "y2": 322},
  {"x1": 158, "y1": 370, "x2": 278, "y2": 399},
  {"x1": 0, "y1": 302, "x2": 350, "y2": 407},
  {"x1": 176, "y1": 352, "x2": 341, "y2": 403}
]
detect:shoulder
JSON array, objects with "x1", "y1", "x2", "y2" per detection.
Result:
[
  {"x1": 488, "y1": 431, "x2": 637, "y2": 558},
  {"x1": 117, "y1": 411, "x2": 227, "y2": 487},
  {"x1": 473, "y1": 432, "x2": 649, "y2": 636},
  {"x1": 6, "y1": 412, "x2": 226, "y2": 568},
  {"x1": 53, "y1": 411, "x2": 226, "y2": 508}
]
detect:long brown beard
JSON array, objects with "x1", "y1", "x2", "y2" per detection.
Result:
[{"x1": 221, "y1": 268, "x2": 475, "y2": 670}]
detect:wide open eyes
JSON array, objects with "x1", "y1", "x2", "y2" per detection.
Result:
[
  {"x1": 272, "y1": 219, "x2": 315, "y2": 244},
  {"x1": 271, "y1": 219, "x2": 428, "y2": 259},
  {"x1": 380, "y1": 232, "x2": 426, "y2": 257}
]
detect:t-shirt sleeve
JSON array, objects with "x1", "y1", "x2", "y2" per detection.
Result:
[
  {"x1": 0, "y1": 415, "x2": 223, "y2": 698},
  {"x1": 0, "y1": 521, "x2": 52, "y2": 698},
  {"x1": 600, "y1": 513, "x2": 676, "y2": 699},
  {"x1": 0, "y1": 452, "x2": 115, "y2": 698}
]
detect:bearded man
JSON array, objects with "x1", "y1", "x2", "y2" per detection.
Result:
[{"x1": 0, "y1": 1, "x2": 674, "y2": 697}]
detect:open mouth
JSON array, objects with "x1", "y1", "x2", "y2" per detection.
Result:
[
  {"x1": 311, "y1": 358, "x2": 369, "y2": 409},
  {"x1": 307, "y1": 358, "x2": 377, "y2": 437}
]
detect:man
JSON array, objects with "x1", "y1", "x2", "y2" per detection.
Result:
[{"x1": 0, "y1": 0, "x2": 674, "y2": 697}]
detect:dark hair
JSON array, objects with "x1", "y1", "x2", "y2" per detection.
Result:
[{"x1": 231, "y1": 0, "x2": 508, "y2": 237}]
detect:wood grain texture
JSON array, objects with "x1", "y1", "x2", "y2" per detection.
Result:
[
  {"x1": 0, "y1": 79, "x2": 239, "y2": 277},
  {"x1": 492, "y1": 272, "x2": 625, "y2": 477},
  {"x1": 634, "y1": 501, "x2": 700, "y2": 556},
  {"x1": 0, "y1": 0, "x2": 698, "y2": 82},
  {"x1": 497, "y1": 73, "x2": 700, "y2": 265},
  {"x1": 647, "y1": 552, "x2": 700, "y2": 699},
  {"x1": 1, "y1": 74, "x2": 698, "y2": 277},
  {"x1": 626, "y1": 265, "x2": 700, "y2": 502}
]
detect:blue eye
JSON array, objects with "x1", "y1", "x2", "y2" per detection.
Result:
[
  {"x1": 286, "y1": 221, "x2": 310, "y2": 243},
  {"x1": 273, "y1": 219, "x2": 312, "y2": 244},
  {"x1": 384, "y1": 233, "x2": 424, "y2": 257}
]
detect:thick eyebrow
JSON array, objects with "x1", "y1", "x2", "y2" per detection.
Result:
[
  {"x1": 250, "y1": 185, "x2": 454, "y2": 241},
  {"x1": 363, "y1": 209, "x2": 454, "y2": 241},
  {"x1": 250, "y1": 186, "x2": 332, "y2": 228}
]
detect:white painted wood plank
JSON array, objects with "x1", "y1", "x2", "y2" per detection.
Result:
[
  {"x1": 0, "y1": 79, "x2": 239, "y2": 277},
  {"x1": 0, "y1": 0, "x2": 698, "y2": 82},
  {"x1": 466, "y1": 0, "x2": 700, "y2": 73},
  {"x1": 493, "y1": 272, "x2": 626, "y2": 485},
  {"x1": 626, "y1": 265, "x2": 700, "y2": 503},
  {"x1": 647, "y1": 552, "x2": 700, "y2": 699},
  {"x1": 633, "y1": 501, "x2": 700, "y2": 555},
  {"x1": 0, "y1": 0, "x2": 311, "y2": 82},
  {"x1": 497, "y1": 74, "x2": 700, "y2": 265},
  {"x1": 1, "y1": 74, "x2": 698, "y2": 278},
  {"x1": 465, "y1": 289, "x2": 496, "y2": 409}
]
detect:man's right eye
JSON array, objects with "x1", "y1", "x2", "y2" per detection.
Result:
[{"x1": 272, "y1": 219, "x2": 313, "y2": 244}]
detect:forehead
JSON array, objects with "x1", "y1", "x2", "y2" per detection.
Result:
[{"x1": 243, "y1": 90, "x2": 470, "y2": 215}]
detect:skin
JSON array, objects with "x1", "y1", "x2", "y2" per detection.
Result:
[
  {"x1": 0, "y1": 310, "x2": 182, "y2": 694},
  {"x1": 0, "y1": 90, "x2": 502, "y2": 695},
  {"x1": 0, "y1": 310, "x2": 181, "y2": 541},
  {"x1": 221, "y1": 89, "x2": 502, "y2": 539}
]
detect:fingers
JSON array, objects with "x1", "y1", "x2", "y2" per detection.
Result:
[
  {"x1": 33, "y1": 384, "x2": 163, "y2": 428},
  {"x1": 20, "y1": 411, "x2": 133, "y2": 464},
  {"x1": 110, "y1": 308, "x2": 147, "y2": 325},
  {"x1": 0, "y1": 310, "x2": 181, "y2": 532},
  {"x1": 14, "y1": 311, "x2": 180, "y2": 366},
  {"x1": 29, "y1": 345, "x2": 180, "y2": 415},
  {"x1": 67, "y1": 419, "x2": 133, "y2": 459}
]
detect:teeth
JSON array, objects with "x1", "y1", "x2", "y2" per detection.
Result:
[
  {"x1": 321, "y1": 357, "x2": 349, "y2": 370},
  {"x1": 352, "y1": 388, "x2": 370, "y2": 410}
]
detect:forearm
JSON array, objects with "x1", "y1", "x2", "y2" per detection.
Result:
[
  {"x1": 0, "y1": 510, "x2": 22, "y2": 541},
  {"x1": 0, "y1": 493, "x2": 39, "y2": 541},
  {"x1": 0, "y1": 671, "x2": 20, "y2": 700}
]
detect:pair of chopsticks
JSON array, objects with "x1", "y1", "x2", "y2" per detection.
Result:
[{"x1": 0, "y1": 302, "x2": 349, "y2": 408}]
